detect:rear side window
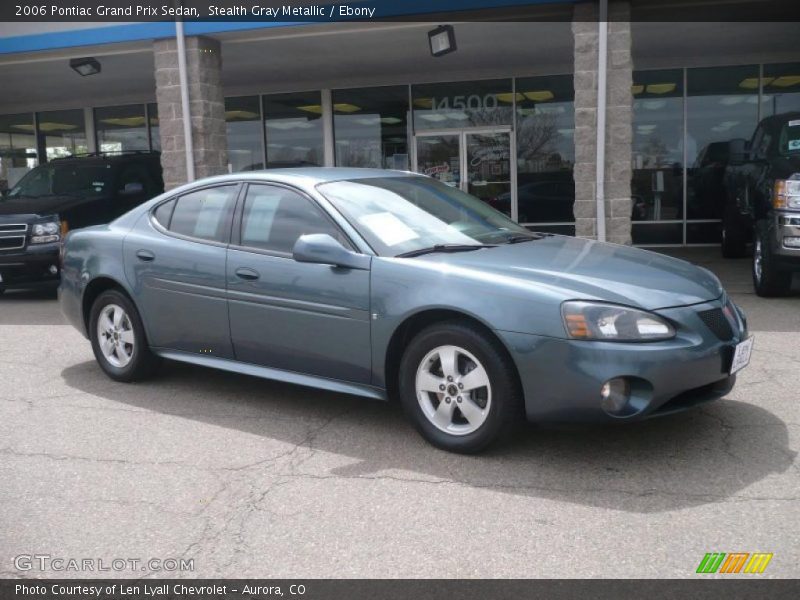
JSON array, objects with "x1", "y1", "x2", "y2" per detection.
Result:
[
  {"x1": 166, "y1": 185, "x2": 238, "y2": 243},
  {"x1": 153, "y1": 199, "x2": 175, "y2": 228}
]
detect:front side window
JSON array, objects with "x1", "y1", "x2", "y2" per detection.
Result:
[
  {"x1": 168, "y1": 185, "x2": 237, "y2": 242},
  {"x1": 240, "y1": 184, "x2": 347, "y2": 254},
  {"x1": 318, "y1": 176, "x2": 529, "y2": 257}
]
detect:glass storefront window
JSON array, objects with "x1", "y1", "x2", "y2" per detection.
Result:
[
  {"x1": 515, "y1": 74, "x2": 575, "y2": 225},
  {"x1": 412, "y1": 79, "x2": 512, "y2": 131},
  {"x1": 0, "y1": 113, "x2": 37, "y2": 191},
  {"x1": 333, "y1": 85, "x2": 409, "y2": 169},
  {"x1": 762, "y1": 63, "x2": 800, "y2": 116},
  {"x1": 226, "y1": 96, "x2": 263, "y2": 172},
  {"x1": 148, "y1": 103, "x2": 160, "y2": 151},
  {"x1": 263, "y1": 91, "x2": 324, "y2": 167},
  {"x1": 631, "y1": 69, "x2": 684, "y2": 245},
  {"x1": 686, "y1": 65, "x2": 759, "y2": 233},
  {"x1": 95, "y1": 104, "x2": 149, "y2": 152},
  {"x1": 36, "y1": 109, "x2": 88, "y2": 161}
]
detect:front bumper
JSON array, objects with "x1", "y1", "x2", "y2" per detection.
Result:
[
  {"x1": 0, "y1": 242, "x2": 60, "y2": 289},
  {"x1": 772, "y1": 212, "x2": 800, "y2": 265},
  {"x1": 498, "y1": 297, "x2": 748, "y2": 423}
]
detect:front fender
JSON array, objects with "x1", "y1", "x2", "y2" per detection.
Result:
[{"x1": 369, "y1": 256, "x2": 566, "y2": 387}]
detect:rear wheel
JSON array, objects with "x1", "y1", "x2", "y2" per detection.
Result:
[
  {"x1": 753, "y1": 223, "x2": 792, "y2": 297},
  {"x1": 398, "y1": 321, "x2": 523, "y2": 453},
  {"x1": 89, "y1": 289, "x2": 159, "y2": 382}
]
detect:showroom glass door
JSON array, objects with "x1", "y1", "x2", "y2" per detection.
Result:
[
  {"x1": 414, "y1": 129, "x2": 515, "y2": 219},
  {"x1": 464, "y1": 130, "x2": 512, "y2": 219}
]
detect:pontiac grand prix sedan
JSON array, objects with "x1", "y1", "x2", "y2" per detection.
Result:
[{"x1": 59, "y1": 168, "x2": 752, "y2": 453}]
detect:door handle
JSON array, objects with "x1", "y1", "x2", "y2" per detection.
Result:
[
  {"x1": 136, "y1": 250, "x2": 155, "y2": 262},
  {"x1": 235, "y1": 267, "x2": 260, "y2": 281}
]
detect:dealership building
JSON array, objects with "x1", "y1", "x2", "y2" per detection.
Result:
[{"x1": 0, "y1": 0, "x2": 798, "y2": 247}]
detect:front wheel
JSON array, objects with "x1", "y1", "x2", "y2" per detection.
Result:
[
  {"x1": 398, "y1": 321, "x2": 523, "y2": 453},
  {"x1": 89, "y1": 289, "x2": 159, "y2": 382},
  {"x1": 753, "y1": 223, "x2": 792, "y2": 297}
]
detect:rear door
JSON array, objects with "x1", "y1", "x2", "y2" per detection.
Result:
[
  {"x1": 124, "y1": 183, "x2": 240, "y2": 357},
  {"x1": 226, "y1": 183, "x2": 372, "y2": 383}
]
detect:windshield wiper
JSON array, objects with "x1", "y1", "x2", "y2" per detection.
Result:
[
  {"x1": 504, "y1": 233, "x2": 549, "y2": 244},
  {"x1": 395, "y1": 244, "x2": 495, "y2": 258}
]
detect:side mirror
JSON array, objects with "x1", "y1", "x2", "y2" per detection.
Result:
[
  {"x1": 292, "y1": 234, "x2": 370, "y2": 270},
  {"x1": 728, "y1": 139, "x2": 749, "y2": 166},
  {"x1": 120, "y1": 182, "x2": 144, "y2": 196}
]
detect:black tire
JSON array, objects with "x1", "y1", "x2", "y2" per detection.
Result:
[
  {"x1": 721, "y1": 206, "x2": 747, "y2": 258},
  {"x1": 398, "y1": 320, "x2": 523, "y2": 454},
  {"x1": 753, "y1": 222, "x2": 792, "y2": 297},
  {"x1": 89, "y1": 289, "x2": 159, "y2": 382}
]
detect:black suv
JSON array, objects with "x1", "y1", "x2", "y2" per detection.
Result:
[
  {"x1": 723, "y1": 112, "x2": 800, "y2": 296},
  {"x1": 0, "y1": 151, "x2": 163, "y2": 293}
]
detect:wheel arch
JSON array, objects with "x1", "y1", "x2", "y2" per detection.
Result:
[
  {"x1": 81, "y1": 276, "x2": 135, "y2": 335},
  {"x1": 383, "y1": 308, "x2": 522, "y2": 404}
]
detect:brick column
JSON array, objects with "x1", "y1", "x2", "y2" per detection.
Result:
[
  {"x1": 153, "y1": 36, "x2": 228, "y2": 190},
  {"x1": 605, "y1": 2, "x2": 633, "y2": 245},
  {"x1": 572, "y1": 1, "x2": 633, "y2": 244}
]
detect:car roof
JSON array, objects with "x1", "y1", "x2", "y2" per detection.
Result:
[
  {"x1": 49, "y1": 151, "x2": 161, "y2": 164},
  {"x1": 760, "y1": 111, "x2": 800, "y2": 127},
  {"x1": 180, "y1": 167, "x2": 417, "y2": 188}
]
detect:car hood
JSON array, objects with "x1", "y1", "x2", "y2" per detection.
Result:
[
  {"x1": 0, "y1": 194, "x2": 99, "y2": 218},
  {"x1": 418, "y1": 235, "x2": 722, "y2": 310},
  {"x1": 771, "y1": 155, "x2": 800, "y2": 178}
]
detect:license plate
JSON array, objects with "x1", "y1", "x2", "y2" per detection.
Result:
[{"x1": 730, "y1": 336, "x2": 754, "y2": 375}]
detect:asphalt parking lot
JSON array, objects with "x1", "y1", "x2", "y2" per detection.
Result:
[{"x1": 1, "y1": 249, "x2": 798, "y2": 579}]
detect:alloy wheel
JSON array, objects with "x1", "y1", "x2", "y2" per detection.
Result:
[
  {"x1": 415, "y1": 344, "x2": 492, "y2": 436},
  {"x1": 97, "y1": 304, "x2": 135, "y2": 368}
]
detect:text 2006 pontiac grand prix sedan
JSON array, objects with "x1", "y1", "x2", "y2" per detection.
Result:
[{"x1": 59, "y1": 168, "x2": 752, "y2": 453}]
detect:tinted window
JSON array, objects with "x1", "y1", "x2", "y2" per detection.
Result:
[
  {"x1": 8, "y1": 163, "x2": 114, "y2": 198},
  {"x1": 169, "y1": 185, "x2": 237, "y2": 242},
  {"x1": 240, "y1": 184, "x2": 346, "y2": 254},
  {"x1": 779, "y1": 120, "x2": 800, "y2": 155},
  {"x1": 153, "y1": 199, "x2": 175, "y2": 228},
  {"x1": 118, "y1": 163, "x2": 154, "y2": 195}
]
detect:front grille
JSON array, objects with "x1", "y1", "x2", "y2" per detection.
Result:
[
  {"x1": 0, "y1": 235, "x2": 25, "y2": 250},
  {"x1": 698, "y1": 307, "x2": 734, "y2": 341},
  {"x1": 0, "y1": 223, "x2": 27, "y2": 234}
]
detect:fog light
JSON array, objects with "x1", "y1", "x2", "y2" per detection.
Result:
[
  {"x1": 783, "y1": 236, "x2": 800, "y2": 248},
  {"x1": 49, "y1": 265, "x2": 58, "y2": 275},
  {"x1": 601, "y1": 378, "x2": 631, "y2": 415}
]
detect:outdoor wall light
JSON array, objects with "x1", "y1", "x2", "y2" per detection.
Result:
[
  {"x1": 428, "y1": 25, "x2": 456, "y2": 57},
  {"x1": 69, "y1": 57, "x2": 101, "y2": 76}
]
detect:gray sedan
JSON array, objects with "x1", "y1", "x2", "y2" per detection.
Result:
[{"x1": 59, "y1": 168, "x2": 752, "y2": 453}]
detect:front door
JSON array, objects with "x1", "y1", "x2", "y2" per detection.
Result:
[
  {"x1": 414, "y1": 129, "x2": 514, "y2": 219},
  {"x1": 226, "y1": 183, "x2": 372, "y2": 384}
]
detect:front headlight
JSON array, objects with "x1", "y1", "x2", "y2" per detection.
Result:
[
  {"x1": 773, "y1": 178, "x2": 800, "y2": 210},
  {"x1": 30, "y1": 221, "x2": 60, "y2": 244},
  {"x1": 562, "y1": 301, "x2": 676, "y2": 342}
]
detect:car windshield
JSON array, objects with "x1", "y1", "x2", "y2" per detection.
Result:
[
  {"x1": 778, "y1": 120, "x2": 800, "y2": 156},
  {"x1": 6, "y1": 163, "x2": 114, "y2": 199},
  {"x1": 318, "y1": 176, "x2": 533, "y2": 257}
]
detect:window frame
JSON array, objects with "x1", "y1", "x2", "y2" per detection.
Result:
[
  {"x1": 230, "y1": 181, "x2": 358, "y2": 259},
  {"x1": 148, "y1": 182, "x2": 242, "y2": 248}
]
